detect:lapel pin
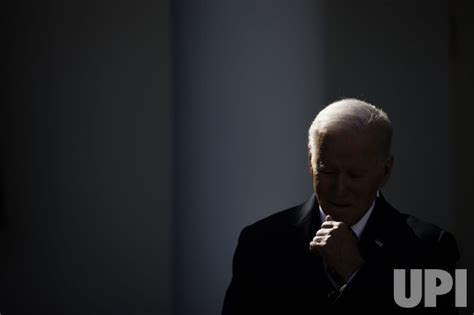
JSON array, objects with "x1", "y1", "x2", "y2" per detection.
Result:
[{"x1": 375, "y1": 239, "x2": 384, "y2": 248}]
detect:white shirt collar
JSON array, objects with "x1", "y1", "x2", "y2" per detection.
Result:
[{"x1": 319, "y1": 191, "x2": 379, "y2": 238}]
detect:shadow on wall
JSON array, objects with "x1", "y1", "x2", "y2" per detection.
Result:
[
  {"x1": 450, "y1": 1, "x2": 474, "y2": 315},
  {"x1": 1, "y1": 1, "x2": 173, "y2": 314},
  {"x1": 0, "y1": 174, "x2": 4, "y2": 230}
]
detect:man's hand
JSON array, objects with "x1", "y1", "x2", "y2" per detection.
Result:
[{"x1": 309, "y1": 215, "x2": 365, "y2": 281}]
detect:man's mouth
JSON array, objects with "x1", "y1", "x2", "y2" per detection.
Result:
[{"x1": 329, "y1": 201, "x2": 351, "y2": 207}]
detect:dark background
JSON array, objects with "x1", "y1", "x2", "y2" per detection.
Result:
[{"x1": 1, "y1": 0, "x2": 473, "y2": 314}]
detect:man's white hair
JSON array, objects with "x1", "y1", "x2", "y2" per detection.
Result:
[{"x1": 308, "y1": 98, "x2": 392, "y2": 171}]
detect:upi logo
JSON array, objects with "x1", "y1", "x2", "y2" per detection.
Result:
[{"x1": 394, "y1": 269, "x2": 467, "y2": 308}]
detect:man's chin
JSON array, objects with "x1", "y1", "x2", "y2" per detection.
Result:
[
  {"x1": 327, "y1": 202, "x2": 352, "y2": 211},
  {"x1": 323, "y1": 204, "x2": 355, "y2": 222}
]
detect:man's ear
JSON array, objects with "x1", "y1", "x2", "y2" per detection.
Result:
[
  {"x1": 308, "y1": 149, "x2": 314, "y2": 177},
  {"x1": 380, "y1": 155, "x2": 394, "y2": 188}
]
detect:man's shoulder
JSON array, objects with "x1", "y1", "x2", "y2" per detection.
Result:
[
  {"x1": 244, "y1": 204, "x2": 299, "y2": 232},
  {"x1": 376, "y1": 196, "x2": 455, "y2": 243},
  {"x1": 402, "y1": 213, "x2": 449, "y2": 241},
  {"x1": 238, "y1": 200, "x2": 309, "y2": 243},
  {"x1": 404, "y1": 213, "x2": 458, "y2": 256},
  {"x1": 380, "y1": 201, "x2": 460, "y2": 262}
]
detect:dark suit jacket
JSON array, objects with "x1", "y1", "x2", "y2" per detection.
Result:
[{"x1": 222, "y1": 193, "x2": 460, "y2": 314}]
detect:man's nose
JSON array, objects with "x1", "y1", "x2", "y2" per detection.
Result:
[{"x1": 333, "y1": 173, "x2": 349, "y2": 196}]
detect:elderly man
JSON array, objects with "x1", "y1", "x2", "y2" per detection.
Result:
[{"x1": 222, "y1": 99, "x2": 459, "y2": 314}]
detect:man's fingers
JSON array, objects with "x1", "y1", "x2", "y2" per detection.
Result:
[
  {"x1": 312, "y1": 235, "x2": 327, "y2": 242},
  {"x1": 310, "y1": 240, "x2": 326, "y2": 249},
  {"x1": 321, "y1": 221, "x2": 337, "y2": 228},
  {"x1": 316, "y1": 229, "x2": 329, "y2": 236},
  {"x1": 322, "y1": 220, "x2": 348, "y2": 231}
]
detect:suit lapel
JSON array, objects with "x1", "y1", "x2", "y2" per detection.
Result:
[
  {"x1": 291, "y1": 193, "x2": 319, "y2": 245},
  {"x1": 357, "y1": 193, "x2": 400, "y2": 260}
]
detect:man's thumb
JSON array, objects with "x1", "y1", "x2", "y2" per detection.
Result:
[{"x1": 326, "y1": 215, "x2": 333, "y2": 221}]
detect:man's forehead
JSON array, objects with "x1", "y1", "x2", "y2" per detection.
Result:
[
  {"x1": 316, "y1": 125, "x2": 379, "y2": 139},
  {"x1": 316, "y1": 153, "x2": 374, "y2": 167},
  {"x1": 316, "y1": 129, "x2": 380, "y2": 149},
  {"x1": 315, "y1": 131, "x2": 382, "y2": 164}
]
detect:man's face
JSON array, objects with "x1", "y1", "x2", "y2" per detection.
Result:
[{"x1": 310, "y1": 129, "x2": 393, "y2": 226}]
